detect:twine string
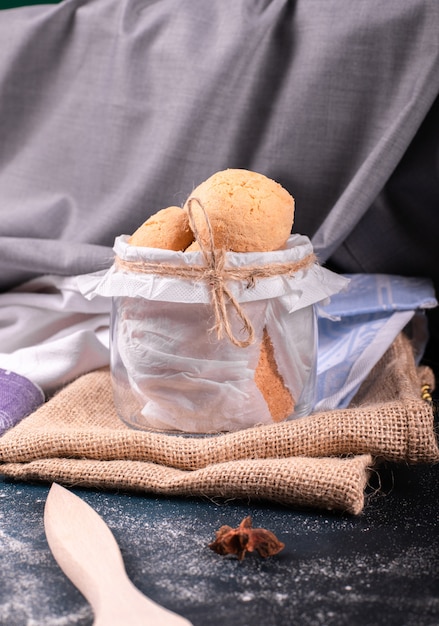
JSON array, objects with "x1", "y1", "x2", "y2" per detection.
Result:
[
  {"x1": 185, "y1": 197, "x2": 256, "y2": 348},
  {"x1": 116, "y1": 197, "x2": 316, "y2": 348}
]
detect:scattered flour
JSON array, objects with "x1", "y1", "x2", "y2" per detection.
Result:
[{"x1": 0, "y1": 481, "x2": 438, "y2": 626}]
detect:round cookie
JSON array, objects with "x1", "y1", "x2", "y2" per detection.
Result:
[
  {"x1": 129, "y1": 206, "x2": 194, "y2": 250},
  {"x1": 184, "y1": 169, "x2": 295, "y2": 252}
]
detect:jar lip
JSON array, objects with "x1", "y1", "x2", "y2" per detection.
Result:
[
  {"x1": 113, "y1": 233, "x2": 315, "y2": 267},
  {"x1": 83, "y1": 233, "x2": 348, "y2": 308}
]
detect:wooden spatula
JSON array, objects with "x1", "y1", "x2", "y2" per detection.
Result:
[{"x1": 44, "y1": 482, "x2": 193, "y2": 626}]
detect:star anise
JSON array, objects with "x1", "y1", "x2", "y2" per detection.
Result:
[{"x1": 208, "y1": 516, "x2": 285, "y2": 560}]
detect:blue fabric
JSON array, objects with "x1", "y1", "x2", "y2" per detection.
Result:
[{"x1": 316, "y1": 275, "x2": 437, "y2": 409}]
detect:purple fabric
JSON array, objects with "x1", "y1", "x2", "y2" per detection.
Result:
[{"x1": 0, "y1": 369, "x2": 45, "y2": 435}]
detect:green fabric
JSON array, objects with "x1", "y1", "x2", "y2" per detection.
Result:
[{"x1": 0, "y1": 0, "x2": 61, "y2": 9}]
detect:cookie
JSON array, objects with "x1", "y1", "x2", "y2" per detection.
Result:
[
  {"x1": 129, "y1": 206, "x2": 194, "y2": 250},
  {"x1": 185, "y1": 169, "x2": 294, "y2": 252},
  {"x1": 254, "y1": 328, "x2": 295, "y2": 422}
]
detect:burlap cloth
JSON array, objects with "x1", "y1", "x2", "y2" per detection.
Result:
[{"x1": 0, "y1": 333, "x2": 437, "y2": 514}]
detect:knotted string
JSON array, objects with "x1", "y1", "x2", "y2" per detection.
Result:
[
  {"x1": 116, "y1": 197, "x2": 316, "y2": 348},
  {"x1": 185, "y1": 197, "x2": 255, "y2": 348}
]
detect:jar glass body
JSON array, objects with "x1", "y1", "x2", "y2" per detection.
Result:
[{"x1": 110, "y1": 295, "x2": 317, "y2": 434}]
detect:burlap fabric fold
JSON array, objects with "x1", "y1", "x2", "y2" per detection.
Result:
[{"x1": 1, "y1": 333, "x2": 437, "y2": 515}]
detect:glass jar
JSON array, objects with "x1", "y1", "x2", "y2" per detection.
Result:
[
  {"x1": 110, "y1": 293, "x2": 318, "y2": 434},
  {"x1": 94, "y1": 234, "x2": 347, "y2": 435}
]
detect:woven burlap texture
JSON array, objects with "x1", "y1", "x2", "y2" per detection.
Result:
[{"x1": 1, "y1": 333, "x2": 437, "y2": 515}]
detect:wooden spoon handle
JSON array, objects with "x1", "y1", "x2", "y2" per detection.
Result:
[{"x1": 44, "y1": 483, "x2": 192, "y2": 625}]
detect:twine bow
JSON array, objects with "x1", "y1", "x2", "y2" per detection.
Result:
[
  {"x1": 186, "y1": 197, "x2": 255, "y2": 348},
  {"x1": 116, "y1": 197, "x2": 316, "y2": 348}
]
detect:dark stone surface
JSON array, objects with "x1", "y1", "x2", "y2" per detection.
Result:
[{"x1": 1, "y1": 460, "x2": 438, "y2": 626}]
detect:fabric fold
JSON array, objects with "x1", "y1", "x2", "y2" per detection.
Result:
[
  {"x1": 0, "y1": 394, "x2": 437, "y2": 468},
  {"x1": 1, "y1": 455, "x2": 373, "y2": 516}
]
